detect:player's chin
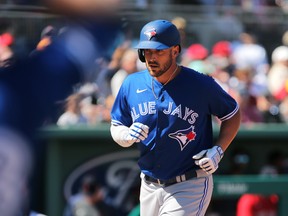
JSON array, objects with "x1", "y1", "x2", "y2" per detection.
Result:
[
  {"x1": 148, "y1": 67, "x2": 160, "y2": 76},
  {"x1": 148, "y1": 70, "x2": 159, "y2": 78}
]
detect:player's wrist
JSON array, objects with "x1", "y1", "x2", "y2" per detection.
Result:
[
  {"x1": 110, "y1": 124, "x2": 135, "y2": 147},
  {"x1": 213, "y1": 145, "x2": 224, "y2": 159},
  {"x1": 122, "y1": 131, "x2": 136, "y2": 146}
]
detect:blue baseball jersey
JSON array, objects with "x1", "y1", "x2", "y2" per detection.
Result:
[{"x1": 111, "y1": 66, "x2": 239, "y2": 180}]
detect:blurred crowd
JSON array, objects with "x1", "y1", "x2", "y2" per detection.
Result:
[
  {"x1": 1, "y1": 15, "x2": 288, "y2": 128},
  {"x1": 45, "y1": 19, "x2": 288, "y2": 127},
  {"x1": 178, "y1": 24, "x2": 288, "y2": 125}
]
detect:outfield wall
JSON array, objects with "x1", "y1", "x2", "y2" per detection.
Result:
[{"x1": 39, "y1": 123, "x2": 288, "y2": 215}]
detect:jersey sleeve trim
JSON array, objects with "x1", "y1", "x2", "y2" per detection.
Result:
[
  {"x1": 219, "y1": 103, "x2": 239, "y2": 121},
  {"x1": 111, "y1": 119, "x2": 124, "y2": 126}
]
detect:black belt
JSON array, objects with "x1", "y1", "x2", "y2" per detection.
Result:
[{"x1": 144, "y1": 170, "x2": 197, "y2": 187}]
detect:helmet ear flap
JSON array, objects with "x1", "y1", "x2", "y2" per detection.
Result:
[{"x1": 138, "y1": 49, "x2": 145, "y2": 62}]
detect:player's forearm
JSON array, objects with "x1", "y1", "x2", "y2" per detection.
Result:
[
  {"x1": 216, "y1": 109, "x2": 241, "y2": 152},
  {"x1": 110, "y1": 124, "x2": 134, "y2": 147}
]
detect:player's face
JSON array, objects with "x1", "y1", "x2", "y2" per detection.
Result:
[{"x1": 144, "y1": 47, "x2": 174, "y2": 78}]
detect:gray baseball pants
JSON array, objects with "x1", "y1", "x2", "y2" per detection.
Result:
[{"x1": 139, "y1": 173, "x2": 213, "y2": 216}]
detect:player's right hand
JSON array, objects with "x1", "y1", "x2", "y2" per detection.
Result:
[{"x1": 126, "y1": 122, "x2": 149, "y2": 143}]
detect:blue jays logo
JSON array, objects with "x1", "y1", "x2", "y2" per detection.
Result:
[
  {"x1": 168, "y1": 126, "x2": 197, "y2": 151},
  {"x1": 144, "y1": 28, "x2": 157, "y2": 40}
]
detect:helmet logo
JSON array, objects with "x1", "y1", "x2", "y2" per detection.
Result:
[{"x1": 144, "y1": 28, "x2": 157, "y2": 40}]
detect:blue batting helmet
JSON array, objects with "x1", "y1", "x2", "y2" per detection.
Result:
[
  {"x1": 135, "y1": 19, "x2": 181, "y2": 50},
  {"x1": 135, "y1": 20, "x2": 181, "y2": 62}
]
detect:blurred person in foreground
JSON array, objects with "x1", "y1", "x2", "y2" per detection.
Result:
[
  {"x1": 110, "y1": 19, "x2": 241, "y2": 216},
  {"x1": 0, "y1": 0, "x2": 123, "y2": 215}
]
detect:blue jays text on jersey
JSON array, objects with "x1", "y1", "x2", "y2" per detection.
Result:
[
  {"x1": 130, "y1": 101, "x2": 199, "y2": 124},
  {"x1": 111, "y1": 66, "x2": 239, "y2": 180}
]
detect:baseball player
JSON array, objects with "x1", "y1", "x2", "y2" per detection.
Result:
[{"x1": 110, "y1": 20, "x2": 241, "y2": 216}]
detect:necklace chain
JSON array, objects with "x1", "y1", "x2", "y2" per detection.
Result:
[
  {"x1": 151, "y1": 79, "x2": 158, "y2": 100},
  {"x1": 163, "y1": 64, "x2": 179, "y2": 86},
  {"x1": 151, "y1": 65, "x2": 179, "y2": 100}
]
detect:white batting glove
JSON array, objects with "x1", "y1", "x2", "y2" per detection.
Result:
[
  {"x1": 110, "y1": 123, "x2": 149, "y2": 147},
  {"x1": 125, "y1": 122, "x2": 149, "y2": 144},
  {"x1": 192, "y1": 146, "x2": 224, "y2": 175}
]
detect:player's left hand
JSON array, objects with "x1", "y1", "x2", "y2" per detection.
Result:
[{"x1": 192, "y1": 146, "x2": 224, "y2": 174}]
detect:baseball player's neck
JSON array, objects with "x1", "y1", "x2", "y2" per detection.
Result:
[
  {"x1": 158, "y1": 64, "x2": 179, "y2": 86},
  {"x1": 151, "y1": 64, "x2": 180, "y2": 100}
]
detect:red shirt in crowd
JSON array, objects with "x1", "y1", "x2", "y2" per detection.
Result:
[{"x1": 237, "y1": 194, "x2": 278, "y2": 216}]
